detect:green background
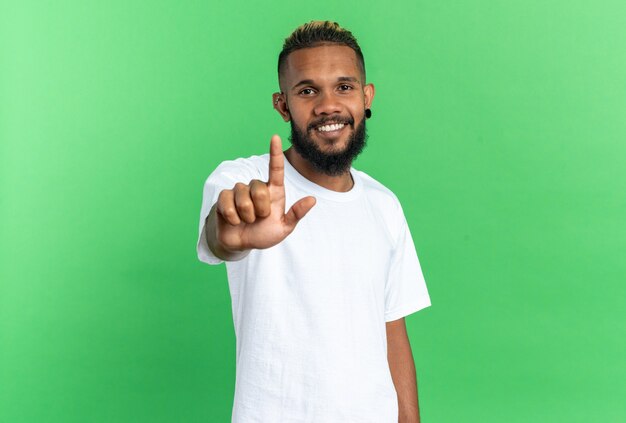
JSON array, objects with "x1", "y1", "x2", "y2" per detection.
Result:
[{"x1": 1, "y1": 1, "x2": 625, "y2": 422}]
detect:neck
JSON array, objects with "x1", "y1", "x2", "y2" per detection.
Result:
[{"x1": 284, "y1": 147, "x2": 354, "y2": 192}]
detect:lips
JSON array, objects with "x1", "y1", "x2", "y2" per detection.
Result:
[
  {"x1": 317, "y1": 122, "x2": 346, "y2": 132},
  {"x1": 314, "y1": 123, "x2": 348, "y2": 139},
  {"x1": 309, "y1": 118, "x2": 353, "y2": 133}
]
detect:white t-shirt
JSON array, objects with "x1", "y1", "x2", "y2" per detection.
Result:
[{"x1": 197, "y1": 153, "x2": 431, "y2": 423}]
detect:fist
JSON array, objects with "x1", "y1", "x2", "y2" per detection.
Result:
[{"x1": 217, "y1": 179, "x2": 272, "y2": 225}]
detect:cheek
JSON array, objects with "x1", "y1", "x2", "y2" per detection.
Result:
[
  {"x1": 290, "y1": 116, "x2": 311, "y2": 133},
  {"x1": 348, "y1": 98, "x2": 366, "y2": 115},
  {"x1": 349, "y1": 106, "x2": 365, "y2": 122},
  {"x1": 289, "y1": 110, "x2": 311, "y2": 128}
]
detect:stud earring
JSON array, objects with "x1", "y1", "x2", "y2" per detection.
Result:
[{"x1": 365, "y1": 108, "x2": 372, "y2": 119}]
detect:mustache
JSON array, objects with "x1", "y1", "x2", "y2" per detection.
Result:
[{"x1": 307, "y1": 116, "x2": 354, "y2": 132}]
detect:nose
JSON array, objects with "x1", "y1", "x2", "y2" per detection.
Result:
[{"x1": 313, "y1": 91, "x2": 342, "y2": 116}]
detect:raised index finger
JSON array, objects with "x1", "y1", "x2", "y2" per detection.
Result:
[{"x1": 268, "y1": 134, "x2": 284, "y2": 187}]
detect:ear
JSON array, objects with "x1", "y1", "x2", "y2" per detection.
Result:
[
  {"x1": 272, "y1": 92, "x2": 290, "y2": 122},
  {"x1": 363, "y1": 83, "x2": 375, "y2": 110}
]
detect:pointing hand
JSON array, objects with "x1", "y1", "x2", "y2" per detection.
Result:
[{"x1": 214, "y1": 135, "x2": 316, "y2": 253}]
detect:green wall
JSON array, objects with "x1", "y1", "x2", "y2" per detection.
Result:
[{"x1": 1, "y1": 1, "x2": 624, "y2": 422}]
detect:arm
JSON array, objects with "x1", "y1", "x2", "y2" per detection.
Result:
[{"x1": 386, "y1": 317, "x2": 421, "y2": 423}]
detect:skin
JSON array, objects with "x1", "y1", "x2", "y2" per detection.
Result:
[
  {"x1": 204, "y1": 44, "x2": 422, "y2": 422},
  {"x1": 387, "y1": 317, "x2": 422, "y2": 423},
  {"x1": 275, "y1": 44, "x2": 374, "y2": 191}
]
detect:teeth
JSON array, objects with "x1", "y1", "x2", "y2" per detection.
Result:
[{"x1": 317, "y1": 123, "x2": 345, "y2": 132}]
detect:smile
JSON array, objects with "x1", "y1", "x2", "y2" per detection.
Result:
[{"x1": 317, "y1": 123, "x2": 346, "y2": 132}]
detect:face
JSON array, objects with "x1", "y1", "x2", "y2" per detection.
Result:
[{"x1": 274, "y1": 44, "x2": 375, "y2": 175}]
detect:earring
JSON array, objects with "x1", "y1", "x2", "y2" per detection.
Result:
[{"x1": 365, "y1": 108, "x2": 372, "y2": 119}]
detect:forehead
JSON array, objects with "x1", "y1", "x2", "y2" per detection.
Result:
[{"x1": 282, "y1": 44, "x2": 362, "y2": 86}]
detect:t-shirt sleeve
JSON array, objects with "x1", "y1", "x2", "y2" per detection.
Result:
[
  {"x1": 384, "y1": 215, "x2": 432, "y2": 322},
  {"x1": 196, "y1": 158, "x2": 262, "y2": 265}
]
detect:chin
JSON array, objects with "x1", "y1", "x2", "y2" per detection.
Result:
[{"x1": 326, "y1": 141, "x2": 351, "y2": 153}]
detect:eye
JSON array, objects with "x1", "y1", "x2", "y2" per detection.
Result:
[
  {"x1": 338, "y1": 84, "x2": 353, "y2": 91},
  {"x1": 299, "y1": 88, "x2": 316, "y2": 96}
]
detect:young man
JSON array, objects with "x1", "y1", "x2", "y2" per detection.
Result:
[{"x1": 197, "y1": 21, "x2": 431, "y2": 423}]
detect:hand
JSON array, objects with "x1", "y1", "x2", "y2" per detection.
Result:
[{"x1": 214, "y1": 134, "x2": 316, "y2": 252}]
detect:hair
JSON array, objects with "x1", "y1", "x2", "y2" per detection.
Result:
[{"x1": 277, "y1": 21, "x2": 366, "y2": 84}]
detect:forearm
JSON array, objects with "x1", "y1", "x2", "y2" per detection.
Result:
[{"x1": 387, "y1": 319, "x2": 421, "y2": 423}]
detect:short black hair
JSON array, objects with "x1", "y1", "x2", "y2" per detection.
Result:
[{"x1": 277, "y1": 21, "x2": 366, "y2": 84}]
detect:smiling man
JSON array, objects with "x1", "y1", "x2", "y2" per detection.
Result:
[{"x1": 197, "y1": 21, "x2": 431, "y2": 423}]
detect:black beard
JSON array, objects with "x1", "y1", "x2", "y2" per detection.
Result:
[{"x1": 288, "y1": 117, "x2": 368, "y2": 176}]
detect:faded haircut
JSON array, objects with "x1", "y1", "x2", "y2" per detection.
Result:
[{"x1": 277, "y1": 21, "x2": 366, "y2": 84}]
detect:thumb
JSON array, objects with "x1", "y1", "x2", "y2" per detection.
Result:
[{"x1": 284, "y1": 196, "x2": 316, "y2": 229}]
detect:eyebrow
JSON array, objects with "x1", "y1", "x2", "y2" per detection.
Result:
[{"x1": 291, "y1": 76, "x2": 360, "y2": 90}]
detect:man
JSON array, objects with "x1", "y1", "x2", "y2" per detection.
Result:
[{"x1": 197, "y1": 21, "x2": 431, "y2": 423}]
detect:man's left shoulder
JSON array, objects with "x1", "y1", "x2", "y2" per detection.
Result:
[
  {"x1": 354, "y1": 168, "x2": 403, "y2": 211},
  {"x1": 353, "y1": 168, "x2": 410, "y2": 246}
]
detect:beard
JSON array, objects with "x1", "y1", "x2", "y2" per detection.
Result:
[{"x1": 288, "y1": 115, "x2": 368, "y2": 176}]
